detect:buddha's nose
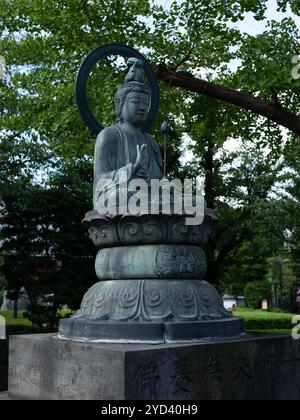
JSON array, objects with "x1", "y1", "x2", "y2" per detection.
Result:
[{"x1": 139, "y1": 102, "x2": 147, "y2": 111}]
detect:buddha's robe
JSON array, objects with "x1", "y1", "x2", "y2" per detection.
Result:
[{"x1": 93, "y1": 122, "x2": 164, "y2": 213}]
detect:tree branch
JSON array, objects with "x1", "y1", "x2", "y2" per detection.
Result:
[
  {"x1": 153, "y1": 64, "x2": 300, "y2": 136},
  {"x1": 271, "y1": 88, "x2": 283, "y2": 111},
  {"x1": 171, "y1": 44, "x2": 196, "y2": 71},
  {"x1": 215, "y1": 232, "x2": 249, "y2": 266}
]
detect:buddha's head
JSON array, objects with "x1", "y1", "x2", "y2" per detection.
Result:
[{"x1": 114, "y1": 58, "x2": 151, "y2": 127}]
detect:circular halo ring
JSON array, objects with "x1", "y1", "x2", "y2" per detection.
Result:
[{"x1": 76, "y1": 43, "x2": 160, "y2": 135}]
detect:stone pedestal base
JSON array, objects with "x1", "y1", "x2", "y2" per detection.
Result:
[
  {"x1": 59, "y1": 279, "x2": 243, "y2": 343},
  {"x1": 59, "y1": 317, "x2": 244, "y2": 343},
  {"x1": 8, "y1": 333, "x2": 300, "y2": 400}
]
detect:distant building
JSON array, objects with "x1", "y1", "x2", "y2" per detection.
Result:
[{"x1": 222, "y1": 295, "x2": 245, "y2": 310}]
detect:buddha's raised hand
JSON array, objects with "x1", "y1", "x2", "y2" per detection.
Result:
[{"x1": 133, "y1": 144, "x2": 148, "y2": 174}]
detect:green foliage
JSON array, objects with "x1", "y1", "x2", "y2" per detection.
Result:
[
  {"x1": 1, "y1": 0, "x2": 299, "y2": 163},
  {"x1": 283, "y1": 141, "x2": 300, "y2": 291},
  {"x1": 0, "y1": 0, "x2": 300, "y2": 322},
  {"x1": 0, "y1": 277, "x2": 5, "y2": 308},
  {"x1": 244, "y1": 280, "x2": 272, "y2": 309},
  {"x1": 0, "y1": 160, "x2": 97, "y2": 330},
  {"x1": 0, "y1": 310, "x2": 32, "y2": 326},
  {"x1": 234, "y1": 306, "x2": 294, "y2": 319},
  {"x1": 246, "y1": 318, "x2": 293, "y2": 330},
  {"x1": 233, "y1": 306, "x2": 294, "y2": 330}
]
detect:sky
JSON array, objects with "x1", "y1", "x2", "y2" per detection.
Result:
[
  {"x1": 229, "y1": 0, "x2": 300, "y2": 35},
  {"x1": 155, "y1": 0, "x2": 300, "y2": 35}
]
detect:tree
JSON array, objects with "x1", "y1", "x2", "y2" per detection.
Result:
[
  {"x1": 0, "y1": 256, "x2": 6, "y2": 308},
  {"x1": 283, "y1": 139, "x2": 300, "y2": 292},
  {"x1": 178, "y1": 89, "x2": 288, "y2": 286},
  {"x1": 244, "y1": 280, "x2": 272, "y2": 309},
  {"x1": 1, "y1": 1, "x2": 299, "y2": 162},
  {"x1": 0, "y1": 159, "x2": 97, "y2": 330},
  {"x1": 151, "y1": 1, "x2": 300, "y2": 136},
  {"x1": 0, "y1": 0, "x2": 299, "y2": 306},
  {"x1": 268, "y1": 257, "x2": 296, "y2": 311}
]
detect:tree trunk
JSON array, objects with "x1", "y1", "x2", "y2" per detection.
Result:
[{"x1": 13, "y1": 299, "x2": 18, "y2": 319}]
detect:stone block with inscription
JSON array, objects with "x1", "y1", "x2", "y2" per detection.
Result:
[{"x1": 8, "y1": 333, "x2": 300, "y2": 400}]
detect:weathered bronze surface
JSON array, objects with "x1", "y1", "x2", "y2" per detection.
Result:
[{"x1": 58, "y1": 45, "x2": 244, "y2": 343}]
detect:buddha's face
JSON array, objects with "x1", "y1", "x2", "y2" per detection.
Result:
[{"x1": 121, "y1": 91, "x2": 150, "y2": 127}]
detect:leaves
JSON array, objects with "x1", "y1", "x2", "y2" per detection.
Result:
[{"x1": 0, "y1": 0, "x2": 300, "y2": 311}]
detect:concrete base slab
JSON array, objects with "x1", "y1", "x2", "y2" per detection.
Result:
[{"x1": 8, "y1": 333, "x2": 300, "y2": 400}]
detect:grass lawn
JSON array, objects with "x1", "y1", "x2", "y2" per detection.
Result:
[
  {"x1": 0, "y1": 309, "x2": 74, "y2": 328},
  {"x1": 249, "y1": 329, "x2": 292, "y2": 334},
  {"x1": 0, "y1": 310, "x2": 32, "y2": 327},
  {"x1": 233, "y1": 306, "x2": 296, "y2": 321},
  {"x1": 232, "y1": 306, "x2": 296, "y2": 334}
]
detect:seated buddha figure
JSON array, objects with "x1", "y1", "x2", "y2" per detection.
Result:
[{"x1": 93, "y1": 58, "x2": 205, "y2": 224}]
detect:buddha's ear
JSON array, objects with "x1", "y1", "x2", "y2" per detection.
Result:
[
  {"x1": 114, "y1": 97, "x2": 123, "y2": 111},
  {"x1": 115, "y1": 97, "x2": 122, "y2": 105},
  {"x1": 114, "y1": 97, "x2": 124, "y2": 122},
  {"x1": 114, "y1": 97, "x2": 121, "y2": 108}
]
